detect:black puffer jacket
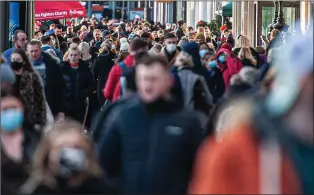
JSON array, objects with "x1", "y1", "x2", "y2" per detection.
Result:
[
  {"x1": 61, "y1": 60, "x2": 95, "y2": 123},
  {"x1": 98, "y1": 96, "x2": 203, "y2": 194}
]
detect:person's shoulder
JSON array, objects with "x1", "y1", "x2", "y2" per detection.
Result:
[
  {"x1": 42, "y1": 52, "x2": 58, "y2": 64},
  {"x1": 3, "y1": 47, "x2": 14, "y2": 55}
]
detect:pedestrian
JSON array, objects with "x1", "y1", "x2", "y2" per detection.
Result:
[
  {"x1": 98, "y1": 55, "x2": 203, "y2": 194},
  {"x1": 104, "y1": 38, "x2": 148, "y2": 102},
  {"x1": 27, "y1": 40, "x2": 65, "y2": 120},
  {"x1": 1, "y1": 86, "x2": 41, "y2": 195},
  {"x1": 160, "y1": 33, "x2": 180, "y2": 66},
  {"x1": 238, "y1": 47, "x2": 258, "y2": 68},
  {"x1": 10, "y1": 48, "x2": 47, "y2": 131},
  {"x1": 19, "y1": 120, "x2": 108, "y2": 195},
  {"x1": 61, "y1": 44, "x2": 94, "y2": 126},
  {"x1": 3, "y1": 30, "x2": 28, "y2": 64},
  {"x1": 200, "y1": 49, "x2": 225, "y2": 103}
]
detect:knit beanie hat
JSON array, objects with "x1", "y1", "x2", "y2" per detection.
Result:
[{"x1": 120, "y1": 38, "x2": 129, "y2": 52}]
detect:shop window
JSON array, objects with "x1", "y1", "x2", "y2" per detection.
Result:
[{"x1": 261, "y1": 6, "x2": 296, "y2": 35}]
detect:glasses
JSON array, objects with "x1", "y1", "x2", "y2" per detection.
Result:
[{"x1": 167, "y1": 41, "x2": 177, "y2": 44}]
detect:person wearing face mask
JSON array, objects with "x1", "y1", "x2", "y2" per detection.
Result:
[
  {"x1": 216, "y1": 46, "x2": 242, "y2": 90},
  {"x1": 1, "y1": 86, "x2": 41, "y2": 195},
  {"x1": 201, "y1": 50, "x2": 225, "y2": 104},
  {"x1": 160, "y1": 33, "x2": 180, "y2": 67},
  {"x1": 61, "y1": 45, "x2": 95, "y2": 126},
  {"x1": 10, "y1": 49, "x2": 47, "y2": 131},
  {"x1": 20, "y1": 120, "x2": 108, "y2": 195}
]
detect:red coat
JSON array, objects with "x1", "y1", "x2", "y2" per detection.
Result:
[
  {"x1": 216, "y1": 48, "x2": 242, "y2": 90},
  {"x1": 103, "y1": 55, "x2": 134, "y2": 102}
]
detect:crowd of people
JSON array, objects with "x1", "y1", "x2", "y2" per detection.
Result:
[{"x1": 1, "y1": 16, "x2": 313, "y2": 195}]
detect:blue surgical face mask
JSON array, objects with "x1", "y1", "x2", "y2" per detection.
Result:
[
  {"x1": 1, "y1": 109, "x2": 24, "y2": 132},
  {"x1": 199, "y1": 49, "x2": 209, "y2": 58},
  {"x1": 208, "y1": 60, "x2": 217, "y2": 68},
  {"x1": 218, "y1": 55, "x2": 226, "y2": 63}
]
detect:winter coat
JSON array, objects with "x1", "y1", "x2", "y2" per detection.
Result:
[
  {"x1": 176, "y1": 66, "x2": 213, "y2": 127},
  {"x1": 216, "y1": 48, "x2": 242, "y2": 90},
  {"x1": 190, "y1": 101, "x2": 313, "y2": 194},
  {"x1": 98, "y1": 96, "x2": 204, "y2": 194},
  {"x1": 1, "y1": 123, "x2": 41, "y2": 195},
  {"x1": 42, "y1": 52, "x2": 65, "y2": 116},
  {"x1": 61, "y1": 60, "x2": 95, "y2": 123},
  {"x1": 13, "y1": 70, "x2": 47, "y2": 128},
  {"x1": 103, "y1": 55, "x2": 134, "y2": 102},
  {"x1": 92, "y1": 52, "x2": 114, "y2": 105},
  {"x1": 160, "y1": 47, "x2": 180, "y2": 67},
  {"x1": 207, "y1": 67, "x2": 225, "y2": 104}
]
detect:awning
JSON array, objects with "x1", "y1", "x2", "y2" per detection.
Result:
[
  {"x1": 35, "y1": 1, "x2": 86, "y2": 21},
  {"x1": 222, "y1": 2, "x2": 232, "y2": 17}
]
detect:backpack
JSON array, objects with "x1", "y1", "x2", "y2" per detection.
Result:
[{"x1": 118, "y1": 61, "x2": 129, "y2": 97}]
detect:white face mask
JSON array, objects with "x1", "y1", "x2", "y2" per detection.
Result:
[
  {"x1": 166, "y1": 25, "x2": 171, "y2": 30},
  {"x1": 166, "y1": 44, "x2": 177, "y2": 53},
  {"x1": 111, "y1": 45, "x2": 116, "y2": 50}
]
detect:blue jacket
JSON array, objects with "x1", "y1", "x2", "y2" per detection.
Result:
[
  {"x1": 2, "y1": 47, "x2": 15, "y2": 64},
  {"x1": 98, "y1": 96, "x2": 203, "y2": 194},
  {"x1": 42, "y1": 45, "x2": 63, "y2": 63}
]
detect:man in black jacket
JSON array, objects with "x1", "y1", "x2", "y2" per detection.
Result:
[
  {"x1": 27, "y1": 40, "x2": 65, "y2": 119},
  {"x1": 98, "y1": 55, "x2": 203, "y2": 194}
]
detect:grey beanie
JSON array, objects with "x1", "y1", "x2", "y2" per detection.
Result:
[{"x1": 1, "y1": 65, "x2": 16, "y2": 84}]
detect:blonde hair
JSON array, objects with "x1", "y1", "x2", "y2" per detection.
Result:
[
  {"x1": 236, "y1": 35, "x2": 251, "y2": 48},
  {"x1": 78, "y1": 42, "x2": 90, "y2": 61},
  {"x1": 197, "y1": 27, "x2": 205, "y2": 33},
  {"x1": 93, "y1": 29, "x2": 102, "y2": 37},
  {"x1": 68, "y1": 44, "x2": 82, "y2": 57},
  {"x1": 19, "y1": 120, "x2": 102, "y2": 194},
  {"x1": 238, "y1": 47, "x2": 257, "y2": 66}
]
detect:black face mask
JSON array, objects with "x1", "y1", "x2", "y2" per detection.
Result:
[{"x1": 10, "y1": 61, "x2": 24, "y2": 71}]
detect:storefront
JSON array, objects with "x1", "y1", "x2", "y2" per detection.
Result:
[{"x1": 256, "y1": 1, "x2": 301, "y2": 45}]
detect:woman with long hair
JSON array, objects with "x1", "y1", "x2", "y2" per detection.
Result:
[
  {"x1": 78, "y1": 42, "x2": 91, "y2": 61},
  {"x1": 19, "y1": 120, "x2": 108, "y2": 194},
  {"x1": 10, "y1": 48, "x2": 47, "y2": 130},
  {"x1": 238, "y1": 47, "x2": 258, "y2": 68}
]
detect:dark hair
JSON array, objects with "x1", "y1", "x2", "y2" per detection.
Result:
[
  {"x1": 13, "y1": 30, "x2": 25, "y2": 41},
  {"x1": 134, "y1": 51, "x2": 152, "y2": 65},
  {"x1": 71, "y1": 37, "x2": 81, "y2": 45},
  {"x1": 154, "y1": 37, "x2": 160, "y2": 43},
  {"x1": 199, "y1": 42, "x2": 210, "y2": 50},
  {"x1": 255, "y1": 46, "x2": 266, "y2": 54},
  {"x1": 130, "y1": 38, "x2": 148, "y2": 52},
  {"x1": 89, "y1": 46, "x2": 99, "y2": 56},
  {"x1": 12, "y1": 48, "x2": 35, "y2": 72},
  {"x1": 223, "y1": 29, "x2": 229, "y2": 33},
  {"x1": 41, "y1": 35, "x2": 51, "y2": 44},
  {"x1": 178, "y1": 20, "x2": 184, "y2": 26},
  {"x1": 163, "y1": 33, "x2": 176, "y2": 40},
  {"x1": 56, "y1": 24, "x2": 62, "y2": 30},
  {"x1": 141, "y1": 32, "x2": 151, "y2": 39},
  {"x1": 59, "y1": 41, "x2": 69, "y2": 54}
]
